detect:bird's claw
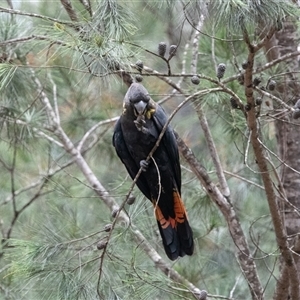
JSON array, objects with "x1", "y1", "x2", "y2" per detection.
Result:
[
  {"x1": 140, "y1": 160, "x2": 149, "y2": 172},
  {"x1": 134, "y1": 115, "x2": 148, "y2": 133}
]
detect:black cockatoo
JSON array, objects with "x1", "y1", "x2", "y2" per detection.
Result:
[{"x1": 113, "y1": 83, "x2": 194, "y2": 260}]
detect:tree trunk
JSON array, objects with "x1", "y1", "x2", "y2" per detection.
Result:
[
  {"x1": 275, "y1": 19, "x2": 300, "y2": 266},
  {"x1": 265, "y1": 19, "x2": 300, "y2": 299}
]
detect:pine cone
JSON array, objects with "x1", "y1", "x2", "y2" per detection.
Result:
[
  {"x1": 97, "y1": 239, "x2": 108, "y2": 250},
  {"x1": 294, "y1": 99, "x2": 300, "y2": 109},
  {"x1": 104, "y1": 224, "x2": 112, "y2": 232},
  {"x1": 217, "y1": 63, "x2": 226, "y2": 79},
  {"x1": 135, "y1": 60, "x2": 143, "y2": 73},
  {"x1": 168, "y1": 45, "x2": 177, "y2": 58},
  {"x1": 241, "y1": 61, "x2": 249, "y2": 70},
  {"x1": 191, "y1": 75, "x2": 200, "y2": 85},
  {"x1": 245, "y1": 103, "x2": 252, "y2": 111},
  {"x1": 127, "y1": 195, "x2": 136, "y2": 205},
  {"x1": 238, "y1": 74, "x2": 244, "y2": 85},
  {"x1": 292, "y1": 109, "x2": 300, "y2": 119},
  {"x1": 158, "y1": 42, "x2": 167, "y2": 57},
  {"x1": 135, "y1": 74, "x2": 143, "y2": 82},
  {"x1": 256, "y1": 97, "x2": 263, "y2": 106},
  {"x1": 230, "y1": 97, "x2": 239, "y2": 109},
  {"x1": 267, "y1": 80, "x2": 276, "y2": 91},
  {"x1": 111, "y1": 208, "x2": 119, "y2": 218},
  {"x1": 292, "y1": 99, "x2": 300, "y2": 119},
  {"x1": 253, "y1": 77, "x2": 261, "y2": 86},
  {"x1": 199, "y1": 290, "x2": 208, "y2": 300}
]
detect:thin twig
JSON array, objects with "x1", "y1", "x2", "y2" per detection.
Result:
[
  {"x1": 257, "y1": 137, "x2": 300, "y2": 176},
  {"x1": 183, "y1": 4, "x2": 242, "y2": 43},
  {"x1": 191, "y1": 18, "x2": 230, "y2": 197},
  {"x1": 77, "y1": 117, "x2": 118, "y2": 152},
  {"x1": 223, "y1": 170, "x2": 265, "y2": 190},
  {"x1": 151, "y1": 157, "x2": 162, "y2": 212},
  {"x1": 211, "y1": 26, "x2": 217, "y2": 72},
  {"x1": 254, "y1": 86, "x2": 294, "y2": 112},
  {"x1": 48, "y1": 73, "x2": 60, "y2": 125},
  {"x1": 60, "y1": 0, "x2": 79, "y2": 22},
  {"x1": 0, "y1": 6, "x2": 76, "y2": 26}
]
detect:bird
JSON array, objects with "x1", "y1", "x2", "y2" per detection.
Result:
[{"x1": 112, "y1": 83, "x2": 194, "y2": 260}]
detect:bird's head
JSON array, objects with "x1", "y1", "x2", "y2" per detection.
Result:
[{"x1": 123, "y1": 83, "x2": 156, "y2": 118}]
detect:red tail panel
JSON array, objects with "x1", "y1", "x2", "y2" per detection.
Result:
[{"x1": 153, "y1": 191, "x2": 194, "y2": 260}]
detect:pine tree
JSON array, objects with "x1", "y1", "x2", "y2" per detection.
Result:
[{"x1": 0, "y1": 1, "x2": 299, "y2": 299}]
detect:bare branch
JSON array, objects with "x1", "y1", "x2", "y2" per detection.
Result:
[
  {"x1": 254, "y1": 86, "x2": 294, "y2": 112},
  {"x1": 223, "y1": 170, "x2": 265, "y2": 190},
  {"x1": 60, "y1": 0, "x2": 79, "y2": 22},
  {"x1": 6, "y1": 0, "x2": 13, "y2": 9},
  {"x1": 211, "y1": 27, "x2": 218, "y2": 72},
  {"x1": 258, "y1": 138, "x2": 300, "y2": 176},
  {"x1": 77, "y1": 116, "x2": 118, "y2": 152},
  {"x1": 48, "y1": 73, "x2": 60, "y2": 125},
  {"x1": 190, "y1": 18, "x2": 230, "y2": 197},
  {"x1": 195, "y1": 106, "x2": 230, "y2": 197}
]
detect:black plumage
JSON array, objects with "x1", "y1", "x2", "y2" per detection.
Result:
[{"x1": 113, "y1": 83, "x2": 194, "y2": 260}]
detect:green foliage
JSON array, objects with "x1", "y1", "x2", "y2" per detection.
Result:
[
  {"x1": 0, "y1": 14, "x2": 30, "y2": 54},
  {"x1": 0, "y1": 64, "x2": 18, "y2": 91},
  {"x1": 94, "y1": 0, "x2": 137, "y2": 40},
  {"x1": 0, "y1": 0, "x2": 298, "y2": 299},
  {"x1": 208, "y1": 0, "x2": 298, "y2": 32},
  {"x1": 5, "y1": 201, "x2": 192, "y2": 300}
]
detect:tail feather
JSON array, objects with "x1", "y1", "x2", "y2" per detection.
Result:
[{"x1": 153, "y1": 191, "x2": 194, "y2": 260}]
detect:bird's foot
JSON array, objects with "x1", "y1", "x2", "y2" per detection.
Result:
[
  {"x1": 134, "y1": 115, "x2": 148, "y2": 134},
  {"x1": 140, "y1": 160, "x2": 149, "y2": 172}
]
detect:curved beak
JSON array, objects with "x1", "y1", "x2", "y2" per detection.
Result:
[{"x1": 134, "y1": 100, "x2": 147, "y2": 116}]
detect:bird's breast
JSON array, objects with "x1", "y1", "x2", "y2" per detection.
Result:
[{"x1": 121, "y1": 116, "x2": 158, "y2": 159}]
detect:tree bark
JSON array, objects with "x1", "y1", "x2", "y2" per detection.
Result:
[{"x1": 264, "y1": 19, "x2": 300, "y2": 299}]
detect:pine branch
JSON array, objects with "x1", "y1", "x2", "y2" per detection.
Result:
[
  {"x1": 126, "y1": 41, "x2": 173, "y2": 75},
  {"x1": 142, "y1": 65, "x2": 184, "y2": 92}
]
